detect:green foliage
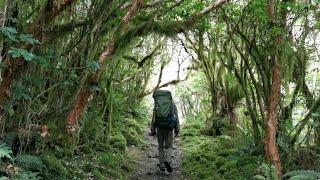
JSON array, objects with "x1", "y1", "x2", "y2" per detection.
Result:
[
  {"x1": 1, "y1": 0, "x2": 319, "y2": 179},
  {"x1": 0, "y1": 144, "x2": 12, "y2": 159},
  {"x1": 88, "y1": 61, "x2": 101, "y2": 71},
  {"x1": 0, "y1": 27, "x2": 39, "y2": 44},
  {"x1": 200, "y1": 116, "x2": 235, "y2": 136},
  {"x1": 11, "y1": 84, "x2": 32, "y2": 101},
  {"x1": 92, "y1": 169, "x2": 104, "y2": 180},
  {"x1": 182, "y1": 121, "x2": 261, "y2": 179},
  {"x1": 252, "y1": 163, "x2": 278, "y2": 180},
  {"x1": 13, "y1": 171, "x2": 40, "y2": 180},
  {"x1": 41, "y1": 152, "x2": 68, "y2": 178},
  {"x1": 98, "y1": 153, "x2": 123, "y2": 172},
  {"x1": 109, "y1": 133, "x2": 127, "y2": 152},
  {"x1": 18, "y1": 34, "x2": 40, "y2": 45},
  {"x1": 14, "y1": 155, "x2": 44, "y2": 171},
  {"x1": 180, "y1": 115, "x2": 203, "y2": 137},
  {"x1": 283, "y1": 170, "x2": 320, "y2": 180},
  {"x1": 8, "y1": 48, "x2": 34, "y2": 61},
  {"x1": 0, "y1": 27, "x2": 18, "y2": 41},
  {"x1": 222, "y1": 73, "x2": 244, "y2": 105},
  {"x1": 122, "y1": 127, "x2": 140, "y2": 146}
]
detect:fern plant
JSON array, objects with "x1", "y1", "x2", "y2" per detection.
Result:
[
  {"x1": 283, "y1": 170, "x2": 320, "y2": 180},
  {"x1": 14, "y1": 155, "x2": 44, "y2": 171},
  {"x1": 0, "y1": 143, "x2": 12, "y2": 159},
  {"x1": 13, "y1": 171, "x2": 40, "y2": 180},
  {"x1": 252, "y1": 163, "x2": 278, "y2": 180}
]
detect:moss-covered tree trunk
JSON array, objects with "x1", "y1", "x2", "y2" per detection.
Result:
[
  {"x1": 65, "y1": 0, "x2": 143, "y2": 133},
  {"x1": 0, "y1": 0, "x2": 77, "y2": 108}
]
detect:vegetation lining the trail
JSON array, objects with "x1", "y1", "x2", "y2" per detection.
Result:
[
  {"x1": 181, "y1": 122, "x2": 261, "y2": 179},
  {"x1": 1, "y1": 0, "x2": 320, "y2": 179},
  {"x1": 178, "y1": 71, "x2": 320, "y2": 180},
  {"x1": 181, "y1": 111, "x2": 320, "y2": 180},
  {"x1": 0, "y1": 104, "x2": 148, "y2": 179}
]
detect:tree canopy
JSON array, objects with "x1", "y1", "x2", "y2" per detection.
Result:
[{"x1": 0, "y1": 0, "x2": 319, "y2": 179}]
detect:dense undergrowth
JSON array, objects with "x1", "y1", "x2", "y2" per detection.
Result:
[
  {"x1": 181, "y1": 114, "x2": 320, "y2": 180},
  {"x1": 181, "y1": 114, "x2": 262, "y2": 180},
  {"x1": 0, "y1": 105, "x2": 149, "y2": 179},
  {"x1": 0, "y1": 0, "x2": 320, "y2": 179}
]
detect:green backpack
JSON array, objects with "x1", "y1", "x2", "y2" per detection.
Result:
[{"x1": 153, "y1": 90, "x2": 174, "y2": 128}]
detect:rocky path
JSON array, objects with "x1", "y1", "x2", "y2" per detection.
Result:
[{"x1": 129, "y1": 129, "x2": 184, "y2": 180}]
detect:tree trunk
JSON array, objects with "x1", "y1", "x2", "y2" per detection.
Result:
[
  {"x1": 228, "y1": 107, "x2": 238, "y2": 125},
  {"x1": 315, "y1": 117, "x2": 320, "y2": 146},
  {"x1": 264, "y1": 62, "x2": 282, "y2": 178},
  {"x1": 65, "y1": 0, "x2": 143, "y2": 133},
  {"x1": 210, "y1": 88, "x2": 218, "y2": 114},
  {"x1": 264, "y1": 0, "x2": 283, "y2": 178}
]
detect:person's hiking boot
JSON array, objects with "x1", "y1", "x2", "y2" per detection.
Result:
[{"x1": 165, "y1": 161, "x2": 173, "y2": 173}]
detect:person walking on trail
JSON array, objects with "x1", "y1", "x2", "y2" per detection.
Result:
[{"x1": 150, "y1": 90, "x2": 180, "y2": 174}]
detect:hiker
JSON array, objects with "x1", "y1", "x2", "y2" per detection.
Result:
[{"x1": 150, "y1": 90, "x2": 180, "y2": 173}]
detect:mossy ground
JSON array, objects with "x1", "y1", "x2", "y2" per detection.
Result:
[
  {"x1": 49, "y1": 115, "x2": 148, "y2": 179},
  {"x1": 0, "y1": 106, "x2": 149, "y2": 179},
  {"x1": 181, "y1": 121, "x2": 262, "y2": 180}
]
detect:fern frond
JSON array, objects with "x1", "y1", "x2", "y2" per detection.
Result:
[
  {"x1": 14, "y1": 155, "x2": 44, "y2": 171},
  {"x1": 283, "y1": 170, "x2": 320, "y2": 179},
  {"x1": 14, "y1": 171, "x2": 40, "y2": 180},
  {"x1": 288, "y1": 175, "x2": 316, "y2": 180},
  {"x1": 252, "y1": 174, "x2": 266, "y2": 180},
  {"x1": 0, "y1": 143, "x2": 12, "y2": 159}
]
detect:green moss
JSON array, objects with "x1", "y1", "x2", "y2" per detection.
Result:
[
  {"x1": 152, "y1": 20, "x2": 186, "y2": 36},
  {"x1": 125, "y1": 118, "x2": 144, "y2": 135},
  {"x1": 110, "y1": 133, "x2": 127, "y2": 151},
  {"x1": 181, "y1": 120, "x2": 260, "y2": 179},
  {"x1": 122, "y1": 128, "x2": 140, "y2": 146}
]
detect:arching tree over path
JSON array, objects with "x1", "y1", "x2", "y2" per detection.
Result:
[{"x1": 65, "y1": 0, "x2": 230, "y2": 132}]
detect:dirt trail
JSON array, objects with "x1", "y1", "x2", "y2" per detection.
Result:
[{"x1": 129, "y1": 129, "x2": 184, "y2": 180}]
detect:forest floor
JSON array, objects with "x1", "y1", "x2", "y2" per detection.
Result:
[{"x1": 129, "y1": 127, "x2": 184, "y2": 180}]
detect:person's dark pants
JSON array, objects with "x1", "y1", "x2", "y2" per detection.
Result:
[{"x1": 156, "y1": 128, "x2": 173, "y2": 169}]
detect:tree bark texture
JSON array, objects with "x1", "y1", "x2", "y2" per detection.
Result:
[
  {"x1": 264, "y1": 62, "x2": 282, "y2": 178},
  {"x1": 264, "y1": 0, "x2": 282, "y2": 178},
  {"x1": 65, "y1": 0, "x2": 143, "y2": 132}
]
